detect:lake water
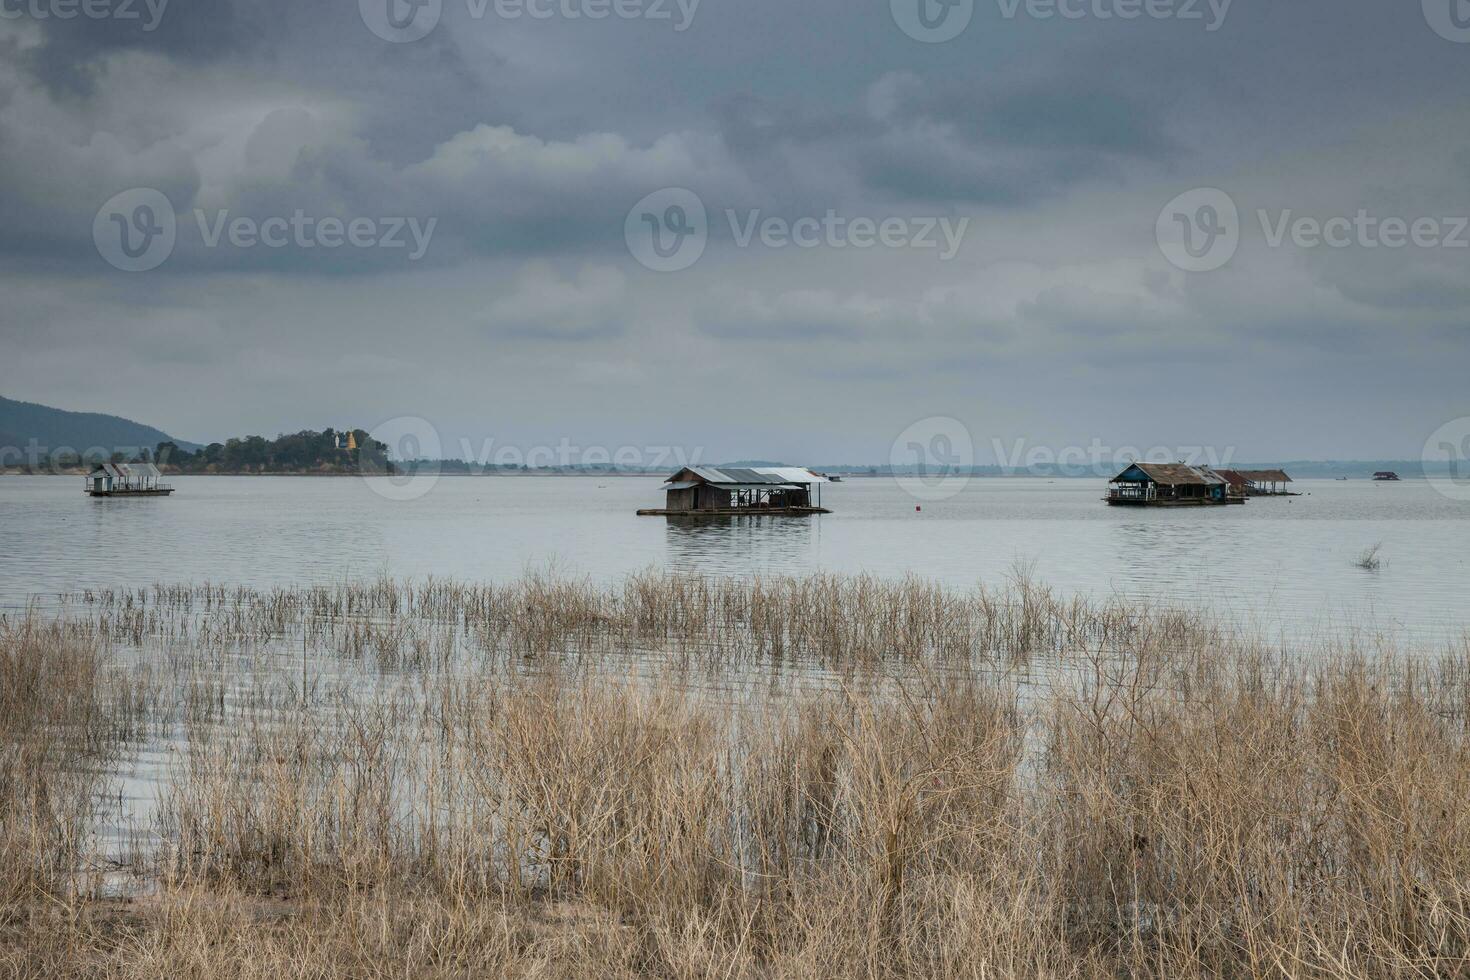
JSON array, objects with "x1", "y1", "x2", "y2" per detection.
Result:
[{"x1": 3, "y1": 474, "x2": 1468, "y2": 645}]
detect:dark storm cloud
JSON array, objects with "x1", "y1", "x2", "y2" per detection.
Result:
[
  {"x1": 711, "y1": 66, "x2": 1173, "y2": 208},
  {"x1": 2, "y1": 0, "x2": 1469, "y2": 459},
  {"x1": 20, "y1": 0, "x2": 275, "y2": 97}
]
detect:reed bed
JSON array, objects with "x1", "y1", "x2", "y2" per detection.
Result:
[
  {"x1": 4, "y1": 572, "x2": 1470, "y2": 978},
  {"x1": 65, "y1": 569, "x2": 1234, "y2": 675}
]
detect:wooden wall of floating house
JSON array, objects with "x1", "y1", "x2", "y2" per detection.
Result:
[
  {"x1": 696, "y1": 485, "x2": 732, "y2": 510},
  {"x1": 665, "y1": 487, "x2": 697, "y2": 511}
]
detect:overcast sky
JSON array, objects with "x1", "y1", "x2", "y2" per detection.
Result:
[{"x1": 2, "y1": 0, "x2": 1467, "y2": 464}]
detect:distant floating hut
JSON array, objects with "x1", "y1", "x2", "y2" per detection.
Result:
[
  {"x1": 1216, "y1": 468, "x2": 1297, "y2": 497},
  {"x1": 86, "y1": 462, "x2": 174, "y2": 497},
  {"x1": 639, "y1": 466, "x2": 831, "y2": 516},
  {"x1": 1373, "y1": 471, "x2": 1401, "y2": 482},
  {"x1": 1106, "y1": 462, "x2": 1239, "y2": 507}
]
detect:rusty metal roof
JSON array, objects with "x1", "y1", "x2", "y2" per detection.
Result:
[
  {"x1": 1111, "y1": 462, "x2": 1226, "y2": 486},
  {"x1": 1232, "y1": 468, "x2": 1292, "y2": 483}
]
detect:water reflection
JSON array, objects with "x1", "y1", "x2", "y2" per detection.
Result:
[{"x1": 662, "y1": 514, "x2": 817, "y2": 576}]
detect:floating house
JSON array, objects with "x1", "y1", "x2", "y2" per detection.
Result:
[
  {"x1": 639, "y1": 466, "x2": 831, "y2": 516},
  {"x1": 1217, "y1": 468, "x2": 1297, "y2": 497},
  {"x1": 85, "y1": 462, "x2": 174, "y2": 497},
  {"x1": 1215, "y1": 468, "x2": 1251, "y2": 501},
  {"x1": 1373, "y1": 471, "x2": 1401, "y2": 482},
  {"x1": 1106, "y1": 462, "x2": 1239, "y2": 506}
]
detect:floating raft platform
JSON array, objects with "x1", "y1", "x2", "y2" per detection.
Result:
[
  {"x1": 638, "y1": 506, "x2": 830, "y2": 517},
  {"x1": 1103, "y1": 496, "x2": 1243, "y2": 507},
  {"x1": 86, "y1": 462, "x2": 173, "y2": 497},
  {"x1": 87, "y1": 487, "x2": 176, "y2": 497}
]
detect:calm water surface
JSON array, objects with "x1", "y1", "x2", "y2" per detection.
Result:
[{"x1": 3, "y1": 474, "x2": 1468, "y2": 643}]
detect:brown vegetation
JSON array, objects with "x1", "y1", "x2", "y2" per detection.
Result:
[{"x1": 4, "y1": 574, "x2": 1470, "y2": 977}]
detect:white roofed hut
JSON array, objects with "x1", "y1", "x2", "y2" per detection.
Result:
[
  {"x1": 640, "y1": 466, "x2": 831, "y2": 516},
  {"x1": 85, "y1": 462, "x2": 174, "y2": 497}
]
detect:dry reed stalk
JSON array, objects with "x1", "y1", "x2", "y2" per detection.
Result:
[{"x1": 5, "y1": 573, "x2": 1470, "y2": 977}]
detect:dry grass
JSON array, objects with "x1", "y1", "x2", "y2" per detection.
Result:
[
  {"x1": 1355, "y1": 543, "x2": 1386, "y2": 570},
  {"x1": 4, "y1": 573, "x2": 1470, "y2": 977}
]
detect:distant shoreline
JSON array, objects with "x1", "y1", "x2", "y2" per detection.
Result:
[{"x1": 1, "y1": 468, "x2": 1433, "y2": 480}]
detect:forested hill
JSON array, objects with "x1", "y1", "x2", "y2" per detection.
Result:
[
  {"x1": 0, "y1": 395, "x2": 193, "y2": 456},
  {"x1": 160, "y1": 430, "x2": 395, "y2": 475}
]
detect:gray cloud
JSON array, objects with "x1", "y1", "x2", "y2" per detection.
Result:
[{"x1": 1, "y1": 0, "x2": 1467, "y2": 460}]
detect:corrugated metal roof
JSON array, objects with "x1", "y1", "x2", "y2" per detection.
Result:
[
  {"x1": 1111, "y1": 462, "x2": 1226, "y2": 486},
  {"x1": 93, "y1": 462, "x2": 161, "y2": 479},
  {"x1": 665, "y1": 481, "x2": 698, "y2": 490},
  {"x1": 668, "y1": 465, "x2": 827, "y2": 486},
  {"x1": 762, "y1": 466, "x2": 830, "y2": 484},
  {"x1": 1233, "y1": 468, "x2": 1292, "y2": 483},
  {"x1": 717, "y1": 483, "x2": 804, "y2": 492}
]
